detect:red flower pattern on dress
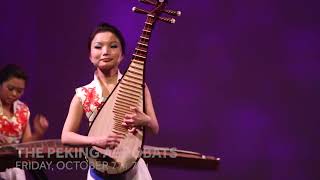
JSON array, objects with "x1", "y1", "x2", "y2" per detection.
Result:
[
  {"x1": 0, "y1": 121, "x2": 20, "y2": 136},
  {"x1": 15, "y1": 102, "x2": 29, "y2": 125},
  {"x1": 81, "y1": 87, "x2": 102, "y2": 113},
  {"x1": 0, "y1": 102, "x2": 28, "y2": 137}
]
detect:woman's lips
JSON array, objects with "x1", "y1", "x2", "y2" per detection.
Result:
[
  {"x1": 7, "y1": 98, "x2": 16, "y2": 102},
  {"x1": 100, "y1": 58, "x2": 112, "y2": 62}
]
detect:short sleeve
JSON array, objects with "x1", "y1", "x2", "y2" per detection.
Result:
[{"x1": 75, "y1": 87, "x2": 85, "y2": 106}]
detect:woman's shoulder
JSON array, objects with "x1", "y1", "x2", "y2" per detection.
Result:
[
  {"x1": 14, "y1": 100, "x2": 30, "y2": 118},
  {"x1": 14, "y1": 100, "x2": 29, "y2": 110},
  {"x1": 75, "y1": 79, "x2": 97, "y2": 94}
]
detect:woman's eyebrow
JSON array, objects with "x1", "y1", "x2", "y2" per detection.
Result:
[
  {"x1": 94, "y1": 40, "x2": 119, "y2": 44},
  {"x1": 7, "y1": 84, "x2": 24, "y2": 90}
]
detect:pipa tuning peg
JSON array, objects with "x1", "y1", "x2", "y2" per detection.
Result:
[
  {"x1": 132, "y1": 7, "x2": 150, "y2": 14},
  {"x1": 163, "y1": 9, "x2": 182, "y2": 16},
  {"x1": 158, "y1": 17, "x2": 176, "y2": 24},
  {"x1": 139, "y1": 0, "x2": 156, "y2": 6}
]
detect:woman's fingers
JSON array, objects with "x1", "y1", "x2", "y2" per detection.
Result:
[
  {"x1": 33, "y1": 114, "x2": 49, "y2": 136},
  {"x1": 128, "y1": 127, "x2": 137, "y2": 134},
  {"x1": 39, "y1": 115, "x2": 49, "y2": 129}
]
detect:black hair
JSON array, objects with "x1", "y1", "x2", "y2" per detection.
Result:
[
  {"x1": 0, "y1": 64, "x2": 28, "y2": 85},
  {"x1": 88, "y1": 22, "x2": 126, "y2": 55}
]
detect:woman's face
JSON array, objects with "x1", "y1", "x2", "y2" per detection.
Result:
[
  {"x1": 0, "y1": 77, "x2": 25, "y2": 105},
  {"x1": 89, "y1": 31, "x2": 123, "y2": 72}
]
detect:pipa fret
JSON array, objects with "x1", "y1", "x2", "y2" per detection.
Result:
[
  {"x1": 123, "y1": 77, "x2": 142, "y2": 85},
  {"x1": 114, "y1": 102, "x2": 131, "y2": 109},
  {"x1": 121, "y1": 82, "x2": 142, "y2": 90},
  {"x1": 115, "y1": 99, "x2": 137, "y2": 107},
  {"x1": 135, "y1": 48, "x2": 147, "y2": 53},
  {"x1": 118, "y1": 97, "x2": 138, "y2": 105},
  {"x1": 113, "y1": 105, "x2": 129, "y2": 112},
  {"x1": 118, "y1": 93, "x2": 140, "y2": 102},
  {"x1": 119, "y1": 89, "x2": 141, "y2": 98},
  {"x1": 132, "y1": 60, "x2": 145, "y2": 65}
]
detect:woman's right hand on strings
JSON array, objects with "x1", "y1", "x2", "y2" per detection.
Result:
[{"x1": 91, "y1": 133, "x2": 125, "y2": 149}]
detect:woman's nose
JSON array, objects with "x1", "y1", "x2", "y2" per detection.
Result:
[
  {"x1": 102, "y1": 47, "x2": 110, "y2": 55},
  {"x1": 12, "y1": 90, "x2": 17, "y2": 97}
]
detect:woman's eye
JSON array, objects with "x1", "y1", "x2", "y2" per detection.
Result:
[
  {"x1": 111, "y1": 44, "x2": 118, "y2": 48},
  {"x1": 7, "y1": 86, "x2": 14, "y2": 91},
  {"x1": 94, "y1": 46, "x2": 102, "y2": 49}
]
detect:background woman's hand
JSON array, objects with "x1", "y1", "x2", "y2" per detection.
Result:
[{"x1": 33, "y1": 114, "x2": 49, "y2": 137}]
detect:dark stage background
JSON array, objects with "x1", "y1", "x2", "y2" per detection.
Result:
[{"x1": 1, "y1": 0, "x2": 320, "y2": 179}]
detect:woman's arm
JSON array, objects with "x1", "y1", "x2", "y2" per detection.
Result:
[
  {"x1": 144, "y1": 85, "x2": 159, "y2": 135},
  {"x1": 61, "y1": 95, "x2": 91, "y2": 145},
  {"x1": 61, "y1": 95, "x2": 123, "y2": 148}
]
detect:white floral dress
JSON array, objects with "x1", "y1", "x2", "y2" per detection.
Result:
[
  {"x1": 75, "y1": 73, "x2": 152, "y2": 180},
  {"x1": 0, "y1": 100, "x2": 29, "y2": 180}
]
